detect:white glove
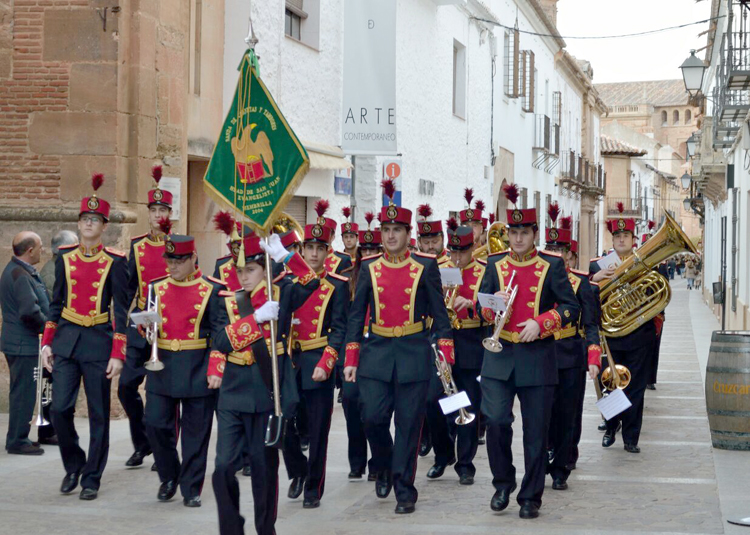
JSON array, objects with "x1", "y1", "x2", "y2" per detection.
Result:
[
  {"x1": 254, "y1": 301, "x2": 280, "y2": 323},
  {"x1": 260, "y1": 234, "x2": 289, "y2": 263}
]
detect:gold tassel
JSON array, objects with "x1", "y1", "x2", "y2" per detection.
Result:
[{"x1": 237, "y1": 241, "x2": 246, "y2": 268}]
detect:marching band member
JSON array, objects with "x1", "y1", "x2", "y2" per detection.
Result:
[
  {"x1": 343, "y1": 179, "x2": 454, "y2": 515},
  {"x1": 542, "y1": 209, "x2": 601, "y2": 490},
  {"x1": 211, "y1": 232, "x2": 318, "y2": 535},
  {"x1": 213, "y1": 211, "x2": 243, "y2": 291},
  {"x1": 119, "y1": 165, "x2": 171, "y2": 468},
  {"x1": 41, "y1": 174, "x2": 128, "y2": 500},
  {"x1": 445, "y1": 219, "x2": 487, "y2": 485},
  {"x1": 282, "y1": 215, "x2": 349, "y2": 508},
  {"x1": 315, "y1": 200, "x2": 352, "y2": 275},
  {"x1": 589, "y1": 204, "x2": 656, "y2": 454},
  {"x1": 340, "y1": 207, "x2": 359, "y2": 260},
  {"x1": 477, "y1": 185, "x2": 578, "y2": 519},
  {"x1": 460, "y1": 189, "x2": 485, "y2": 249},
  {"x1": 272, "y1": 230, "x2": 303, "y2": 279},
  {"x1": 416, "y1": 204, "x2": 451, "y2": 266}
]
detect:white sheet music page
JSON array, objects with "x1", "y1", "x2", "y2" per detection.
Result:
[{"x1": 596, "y1": 388, "x2": 632, "y2": 420}]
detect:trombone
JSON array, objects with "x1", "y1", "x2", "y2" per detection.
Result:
[
  {"x1": 144, "y1": 284, "x2": 165, "y2": 372},
  {"x1": 30, "y1": 335, "x2": 51, "y2": 427},
  {"x1": 482, "y1": 270, "x2": 518, "y2": 353},
  {"x1": 431, "y1": 342, "x2": 474, "y2": 426},
  {"x1": 599, "y1": 332, "x2": 631, "y2": 391}
]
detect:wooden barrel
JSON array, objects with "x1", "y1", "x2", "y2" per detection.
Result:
[{"x1": 706, "y1": 331, "x2": 750, "y2": 450}]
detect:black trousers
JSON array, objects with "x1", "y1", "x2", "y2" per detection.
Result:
[
  {"x1": 647, "y1": 332, "x2": 662, "y2": 385},
  {"x1": 145, "y1": 392, "x2": 216, "y2": 499},
  {"x1": 282, "y1": 384, "x2": 334, "y2": 501},
  {"x1": 452, "y1": 367, "x2": 481, "y2": 477},
  {"x1": 213, "y1": 409, "x2": 279, "y2": 535},
  {"x1": 359, "y1": 373, "x2": 428, "y2": 504},
  {"x1": 4, "y1": 354, "x2": 54, "y2": 450},
  {"x1": 481, "y1": 375, "x2": 554, "y2": 507},
  {"x1": 51, "y1": 357, "x2": 111, "y2": 490},
  {"x1": 569, "y1": 369, "x2": 588, "y2": 466},
  {"x1": 548, "y1": 367, "x2": 585, "y2": 481},
  {"x1": 118, "y1": 344, "x2": 150, "y2": 454},
  {"x1": 341, "y1": 378, "x2": 373, "y2": 474},
  {"x1": 606, "y1": 343, "x2": 650, "y2": 445},
  {"x1": 424, "y1": 371, "x2": 455, "y2": 466}
]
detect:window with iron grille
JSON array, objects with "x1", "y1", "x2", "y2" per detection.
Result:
[
  {"x1": 552, "y1": 91, "x2": 562, "y2": 126},
  {"x1": 503, "y1": 29, "x2": 519, "y2": 97},
  {"x1": 521, "y1": 51, "x2": 535, "y2": 112}
]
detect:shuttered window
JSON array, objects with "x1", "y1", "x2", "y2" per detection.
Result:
[{"x1": 285, "y1": 196, "x2": 308, "y2": 226}]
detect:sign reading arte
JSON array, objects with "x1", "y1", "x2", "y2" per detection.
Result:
[
  {"x1": 203, "y1": 50, "x2": 309, "y2": 233},
  {"x1": 342, "y1": 0, "x2": 397, "y2": 155}
]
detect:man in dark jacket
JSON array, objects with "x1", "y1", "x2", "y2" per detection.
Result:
[{"x1": 1, "y1": 231, "x2": 56, "y2": 454}]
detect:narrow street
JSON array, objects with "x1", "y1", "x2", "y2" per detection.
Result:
[{"x1": 0, "y1": 279, "x2": 741, "y2": 535}]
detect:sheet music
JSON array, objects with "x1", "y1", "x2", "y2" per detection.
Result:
[
  {"x1": 597, "y1": 251, "x2": 621, "y2": 271},
  {"x1": 439, "y1": 267, "x2": 462, "y2": 286},
  {"x1": 130, "y1": 310, "x2": 162, "y2": 326},
  {"x1": 596, "y1": 388, "x2": 632, "y2": 420},
  {"x1": 478, "y1": 292, "x2": 507, "y2": 314},
  {"x1": 438, "y1": 391, "x2": 471, "y2": 415}
]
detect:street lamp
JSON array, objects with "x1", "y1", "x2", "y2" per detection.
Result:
[
  {"x1": 683, "y1": 198, "x2": 692, "y2": 212},
  {"x1": 681, "y1": 172, "x2": 692, "y2": 190},
  {"x1": 686, "y1": 132, "x2": 698, "y2": 157},
  {"x1": 680, "y1": 50, "x2": 707, "y2": 96}
]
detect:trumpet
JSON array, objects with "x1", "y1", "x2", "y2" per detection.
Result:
[
  {"x1": 30, "y1": 335, "x2": 51, "y2": 427},
  {"x1": 482, "y1": 270, "x2": 518, "y2": 353},
  {"x1": 444, "y1": 283, "x2": 462, "y2": 330},
  {"x1": 144, "y1": 285, "x2": 164, "y2": 372},
  {"x1": 431, "y1": 342, "x2": 475, "y2": 426}
]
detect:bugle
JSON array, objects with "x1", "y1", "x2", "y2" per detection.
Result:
[
  {"x1": 30, "y1": 335, "x2": 51, "y2": 427},
  {"x1": 482, "y1": 270, "x2": 518, "y2": 353},
  {"x1": 144, "y1": 285, "x2": 165, "y2": 372},
  {"x1": 431, "y1": 342, "x2": 474, "y2": 426}
]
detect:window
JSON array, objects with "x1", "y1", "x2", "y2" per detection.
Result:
[
  {"x1": 520, "y1": 187, "x2": 528, "y2": 209},
  {"x1": 503, "y1": 29, "x2": 519, "y2": 97},
  {"x1": 545, "y1": 194, "x2": 552, "y2": 226},
  {"x1": 284, "y1": 8, "x2": 302, "y2": 40},
  {"x1": 192, "y1": 0, "x2": 202, "y2": 96},
  {"x1": 534, "y1": 191, "x2": 541, "y2": 245},
  {"x1": 452, "y1": 39, "x2": 467, "y2": 118},
  {"x1": 661, "y1": 110, "x2": 667, "y2": 126},
  {"x1": 673, "y1": 110, "x2": 679, "y2": 125},
  {"x1": 552, "y1": 91, "x2": 562, "y2": 127},
  {"x1": 285, "y1": 0, "x2": 319, "y2": 48},
  {"x1": 520, "y1": 50, "x2": 535, "y2": 112},
  {"x1": 685, "y1": 109, "x2": 692, "y2": 124}
]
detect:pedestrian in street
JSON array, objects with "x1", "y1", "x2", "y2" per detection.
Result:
[
  {"x1": 668, "y1": 259, "x2": 676, "y2": 280},
  {"x1": 39, "y1": 230, "x2": 78, "y2": 300},
  {"x1": 1, "y1": 231, "x2": 57, "y2": 454},
  {"x1": 686, "y1": 260, "x2": 697, "y2": 290}
]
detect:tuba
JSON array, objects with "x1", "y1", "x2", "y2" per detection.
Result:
[
  {"x1": 472, "y1": 221, "x2": 509, "y2": 261},
  {"x1": 599, "y1": 212, "x2": 698, "y2": 338}
]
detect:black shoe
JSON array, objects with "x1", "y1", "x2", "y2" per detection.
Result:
[
  {"x1": 552, "y1": 478, "x2": 568, "y2": 490},
  {"x1": 157, "y1": 480, "x2": 178, "y2": 502},
  {"x1": 38, "y1": 435, "x2": 59, "y2": 446},
  {"x1": 60, "y1": 472, "x2": 80, "y2": 494},
  {"x1": 7, "y1": 443, "x2": 44, "y2": 455},
  {"x1": 303, "y1": 497, "x2": 321, "y2": 509},
  {"x1": 519, "y1": 501, "x2": 540, "y2": 519},
  {"x1": 151, "y1": 462, "x2": 158, "y2": 472},
  {"x1": 300, "y1": 438, "x2": 310, "y2": 452},
  {"x1": 348, "y1": 469, "x2": 363, "y2": 479},
  {"x1": 183, "y1": 496, "x2": 201, "y2": 507},
  {"x1": 426, "y1": 463, "x2": 447, "y2": 479},
  {"x1": 478, "y1": 427, "x2": 486, "y2": 445},
  {"x1": 419, "y1": 438, "x2": 432, "y2": 457},
  {"x1": 477, "y1": 436, "x2": 486, "y2": 445},
  {"x1": 597, "y1": 422, "x2": 607, "y2": 432},
  {"x1": 367, "y1": 472, "x2": 377, "y2": 482},
  {"x1": 459, "y1": 473, "x2": 474, "y2": 486},
  {"x1": 624, "y1": 443, "x2": 641, "y2": 454},
  {"x1": 242, "y1": 465, "x2": 252, "y2": 477},
  {"x1": 565, "y1": 462, "x2": 577, "y2": 471},
  {"x1": 646, "y1": 384, "x2": 656, "y2": 390},
  {"x1": 375, "y1": 471, "x2": 392, "y2": 499},
  {"x1": 490, "y1": 484, "x2": 516, "y2": 512},
  {"x1": 288, "y1": 476, "x2": 305, "y2": 499},
  {"x1": 602, "y1": 429, "x2": 616, "y2": 448},
  {"x1": 337, "y1": 391, "x2": 343, "y2": 404},
  {"x1": 395, "y1": 501, "x2": 415, "y2": 514},
  {"x1": 547, "y1": 448, "x2": 555, "y2": 463},
  {"x1": 125, "y1": 449, "x2": 151, "y2": 467},
  {"x1": 79, "y1": 488, "x2": 98, "y2": 501}
]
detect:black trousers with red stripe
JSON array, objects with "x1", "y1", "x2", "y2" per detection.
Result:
[
  {"x1": 282, "y1": 385, "x2": 334, "y2": 501},
  {"x1": 359, "y1": 372, "x2": 429, "y2": 504}
]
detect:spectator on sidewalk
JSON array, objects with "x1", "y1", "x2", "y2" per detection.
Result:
[
  {"x1": 1, "y1": 231, "x2": 57, "y2": 455},
  {"x1": 686, "y1": 260, "x2": 697, "y2": 290},
  {"x1": 39, "y1": 230, "x2": 78, "y2": 299},
  {"x1": 667, "y1": 259, "x2": 676, "y2": 280}
]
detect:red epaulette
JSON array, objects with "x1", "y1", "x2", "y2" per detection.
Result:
[
  {"x1": 336, "y1": 251, "x2": 352, "y2": 259},
  {"x1": 59, "y1": 244, "x2": 78, "y2": 252},
  {"x1": 477, "y1": 258, "x2": 487, "y2": 266},
  {"x1": 216, "y1": 254, "x2": 232, "y2": 261},
  {"x1": 571, "y1": 268, "x2": 589, "y2": 277},
  {"x1": 105, "y1": 247, "x2": 126, "y2": 257},
  {"x1": 362, "y1": 252, "x2": 383, "y2": 260},
  {"x1": 150, "y1": 274, "x2": 169, "y2": 284},
  {"x1": 327, "y1": 272, "x2": 348, "y2": 282},
  {"x1": 540, "y1": 249, "x2": 562, "y2": 258},
  {"x1": 488, "y1": 250, "x2": 509, "y2": 258},
  {"x1": 130, "y1": 233, "x2": 148, "y2": 242},
  {"x1": 273, "y1": 271, "x2": 289, "y2": 284},
  {"x1": 413, "y1": 251, "x2": 436, "y2": 259},
  {"x1": 218, "y1": 290, "x2": 234, "y2": 297},
  {"x1": 206, "y1": 275, "x2": 227, "y2": 286}
]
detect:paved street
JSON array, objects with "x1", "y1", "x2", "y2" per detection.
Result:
[{"x1": 0, "y1": 279, "x2": 744, "y2": 535}]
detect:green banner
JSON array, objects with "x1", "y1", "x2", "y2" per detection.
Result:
[{"x1": 203, "y1": 50, "x2": 309, "y2": 234}]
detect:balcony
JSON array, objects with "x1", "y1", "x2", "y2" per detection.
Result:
[
  {"x1": 532, "y1": 114, "x2": 559, "y2": 173},
  {"x1": 726, "y1": 0, "x2": 750, "y2": 89},
  {"x1": 606, "y1": 197, "x2": 642, "y2": 219}
]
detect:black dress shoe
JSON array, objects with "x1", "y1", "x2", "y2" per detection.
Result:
[
  {"x1": 419, "y1": 438, "x2": 432, "y2": 457},
  {"x1": 519, "y1": 501, "x2": 540, "y2": 519},
  {"x1": 60, "y1": 472, "x2": 80, "y2": 494},
  {"x1": 375, "y1": 471, "x2": 392, "y2": 499},
  {"x1": 602, "y1": 429, "x2": 616, "y2": 448},
  {"x1": 288, "y1": 476, "x2": 305, "y2": 499},
  {"x1": 459, "y1": 473, "x2": 474, "y2": 486},
  {"x1": 490, "y1": 484, "x2": 516, "y2": 511},
  {"x1": 183, "y1": 496, "x2": 201, "y2": 507},
  {"x1": 646, "y1": 384, "x2": 656, "y2": 390},
  {"x1": 597, "y1": 422, "x2": 607, "y2": 432},
  {"x1": 38, "y1": 435, "x2": 59, "y2": 446},
  {"x1": 624, "y1": 443, "x2": 641, "y2": 453},
  {"x1": 348, "y1": 469, "x2": 363, "y2": 479},
  {"x1": 303, "y1": 497, "x2": 320, "y2": 509},
  {"x1": 477, "y1": 436, "x2": 486, "y2": 446},
  {"x1": 79, "y1": 488, "x2": 98, "y2": 501},
  {"x1": 7, "y1": 443, "x2": 44, "y2": 455},
  {"x1": 552, "y1": 478, "x2": 568, "y2": 490},
  {"x1": 242, "y1": 465, "x2": 252, "y2": 477},
  {"x1": 426, "y1": 463, "x2": 446, "y2": 479},
  {"x1": 395, "y1": 501, "x2": 415, "y2": 514},
  {"x1": 125, "y1": 449, "x2": 151, "y2": 467},
  {"x1": 151, "y1": 462, "x2": 158, "y2": 472},
  {"x1": 337, "y1": 391, "x2": 343, "y2": 404},
  {"x1": 157, "y1": 480, "x2": 178, "y2": 502},
  {"x1": 367, "y1": 472, "x2": 377, "y2": 482}
]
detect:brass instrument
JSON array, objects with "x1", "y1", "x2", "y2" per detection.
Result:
[
  {"x1": 444, "y1": 283, "x2": 462, "y2": 330},
  {"x1": 272, "y1": 212, "x2": 304, "y2": 241},
  {"x1": 431, "y1": 342, "x2": 475, "y2": 426},
  {"x1": 482, "y1": 270, "x2": 518, "y2": 353},
  {"x1": 144, "y1": 285, "x2": 165, "y2": 372},
  {"x1": 31, "y1": 335, "x2": 51, "y2": 427},
  {"x1": 599, "y1": 212, "x2": 698, "y2": 337},
  {"x1": 599, "y1": 331, "x2": 631, "y2": 390},
  {"x1": 473, "y1": 221, "x2": 509, "y2": 260}
]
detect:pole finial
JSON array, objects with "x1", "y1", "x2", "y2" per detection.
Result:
[{"x1": 245, "y1": 16, "x2": 258, "y2": 50}]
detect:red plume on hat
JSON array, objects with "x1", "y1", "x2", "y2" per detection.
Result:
[
  {"x1": 376, "y1": 212, "x2": 383, "y2": 223},
  {"x1": 560, "y1": 216, "x2": 572, "y2": 230},
  {"x1": 464, "y1": 187, "x2": 474, "y2": 207},
  {"x1": 364, "y1": 211, "x2": 375, "y2": 228},
  {"x1": 474, "y1": 199, "x2": 486, "y2": 211},
  {"x1": 151, "y1": 165, "x2": 163, "y2": 186},
  {"x1": 446, "y1": 217, "x2": 459, "y2": 231},
  {"x1": 314, "y1": 199, "x2": 329, "y2": 218},
  {"x1": 91, "y1": 173, "x2": 104, "y2": 194},
  {"x1": 381, "y1": 178, "x2": 396, "y2": 204},
  {"x1": 213, "y1": 210, "x2": 236, "y2": 237},
  {"x1": 417, "y1": 203, "x2": 432, "y2": 221},
  {"x1": 648, "y1": 220, "x2": 655, "y2": 230},
  {"x1": 616, "y1": 201, "x2": 625, "y2": 214},
  {"x1": 341, "y1": 206, "x2": 351, "y2": 220},
  {"x1": 547, "y1": 202, "x2": 560, "y2": 225},
  {"x1": 489, "y1": 213, "x2": 496, "y2": 224},
  {"x1": 502, "y1": 183, "x2": 519, "y2": 206},
  {"x1": 157, "y1": 216, "x2": 172, "y2": 235}
]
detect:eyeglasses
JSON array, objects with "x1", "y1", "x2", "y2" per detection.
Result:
[{"x1": 80, "y1": 216, "x2": 103, "y2": 225}]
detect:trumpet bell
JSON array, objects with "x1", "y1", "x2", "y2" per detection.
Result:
[
  {"x1": 482, "y1": 337, "x2": 503, "y2": 353},
  {"x1": 34, "y1": 413, "x2": 50, "y2": 427},
  {"x1": 601, "y1": 364, "x2": 631, "y2": 390},
  {"x1": 145, "y1": 360, "x2": 165, "y2": 372},
  {"x1": 455, "y1": 410, "x2": 475, "y2": 426}
]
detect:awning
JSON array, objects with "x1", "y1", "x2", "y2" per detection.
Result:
[{"x1": 303, "y1": 141, "x2": 352, "y2": 171}]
